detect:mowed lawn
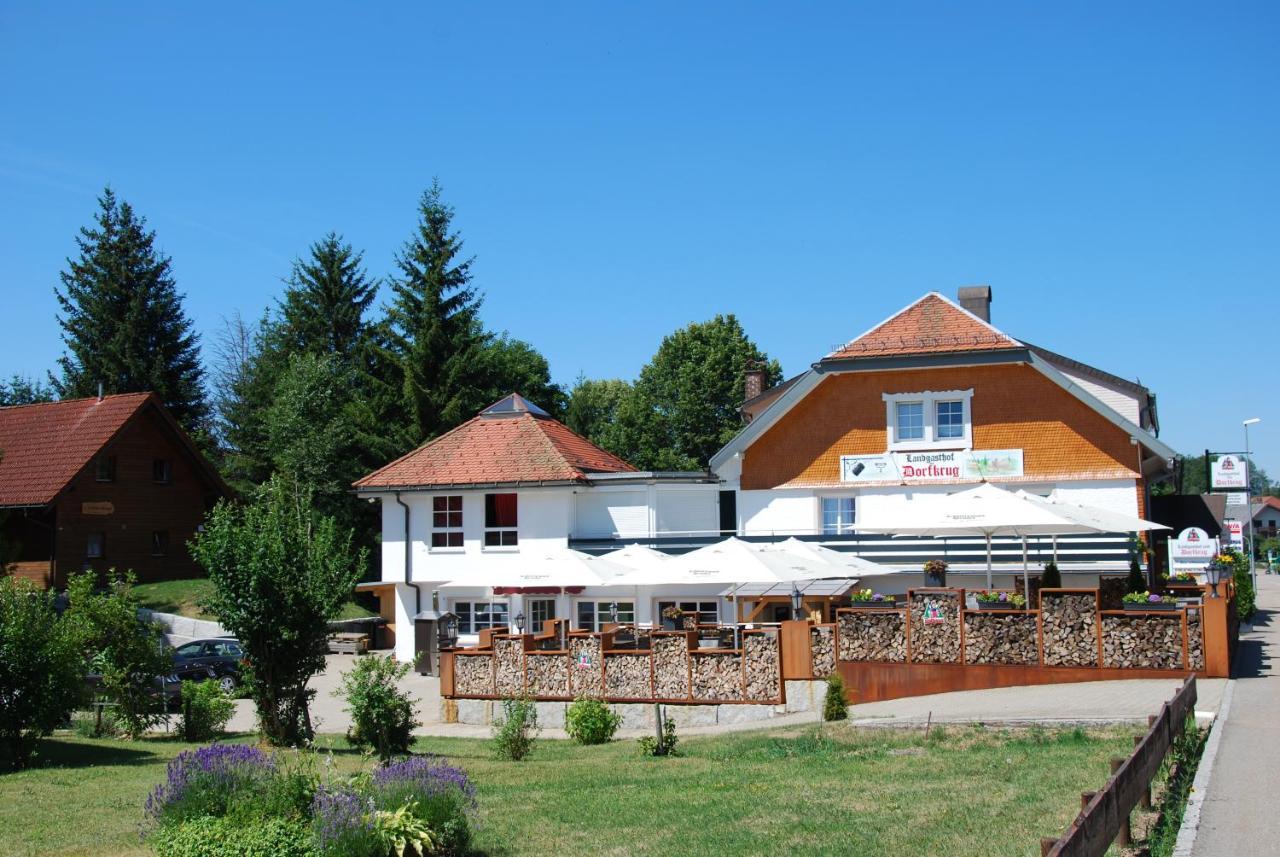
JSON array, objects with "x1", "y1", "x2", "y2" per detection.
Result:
[
  {"x1": 131, "y1": 578, "x2": 375, "y2": 621},
  {"x1": 0, "y1": 723, "x2": 1134, "y2": 857}
]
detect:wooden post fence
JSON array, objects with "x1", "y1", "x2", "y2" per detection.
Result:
[{"x1": 1038, "y1": 677, "x2": 1197, "y2": 857}]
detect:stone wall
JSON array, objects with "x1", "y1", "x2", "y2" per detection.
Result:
[
  {"x1": 494, "y1": 638, "x2": 525, "y2": 695},
  {"x1": 568, "y1": 636, "x2": 604, "y2": 697},
  {"x1": 653, "y1": 634, "x2": 690, "y2": 698},
  {"x1": 838, "y1": 610, "x2": 907, "y2": 662},
  {"x1": 454, "y1": 654, "x2": 495, "y2": 696},
  {"x1": 603, "y1": 653, "x2": 651, "y2": 698},
  {"x1": 963, "y1": 612, "x2": 1039, "y2": 665},
  {"x1": 809, "y1": 625, "x2": 836, "y2": 677},
  {"x1": 690, "y1": 652, "x2": 742, "y2": 701},
  {"x1": 745, "y1": 632, "x2": 781, "y2": 700},
  {"x1": 909, "y1": 592, "x2": 961, "y2": 664},
  {"x1": 1102, "y1": 614, "x2": 1185, "y2": 670},
  {"x1": 1187, "y1": 608, "x2": 1204, "y2": 671},
  {"x1": 1041, "y1": 592, "x2": 1099, "y2": 667},
  {"x1": 525, "y1": 653, "x2": 568, "y2": 697}
]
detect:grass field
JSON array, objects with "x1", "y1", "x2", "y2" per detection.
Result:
[
  {"x1": 131, "y1": 578, "x2": 376, "y2": 622},
  {"x1": 0, "y1": 722, "x2": 1136, "y2": 857}
]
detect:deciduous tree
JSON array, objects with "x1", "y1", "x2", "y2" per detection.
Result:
[{"x1": 191, "y1": 476, "x2": 366, "y2": 745}]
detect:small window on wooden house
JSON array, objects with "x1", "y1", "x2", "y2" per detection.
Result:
[
  {"x1": 95, "y1": 455, "x2": 116, "y2": 482},
  {"x1": 86, "y1": 533, "x2": 106, "y2": 558},
  {"x1": 153, "y1": 459, "x2": 172, "y2": 484},
  {"x1": 151, "y1": 531, "x2": 169, "y2": 556}
]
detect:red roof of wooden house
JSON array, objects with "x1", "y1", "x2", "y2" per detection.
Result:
[
  {"x1": 354, "y1": 394, "x2": 637, "y2": 490},
  {"x1": 0, "y1": 393, "x2": 226, "y2": 507}
]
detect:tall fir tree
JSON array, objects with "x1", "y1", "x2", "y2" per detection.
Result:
[
  {"x1": 371, "y1": 180, "x2": 488, "y2": 448},
  {"x1": 277, "y1": 232, "x2": 378, "y2": 359},
  {"x1": 53, "y1": 188, "x2": 208, "y2": 431}
]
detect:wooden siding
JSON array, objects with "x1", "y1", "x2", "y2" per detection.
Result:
[
  {"x1": 48, "y1": 407, "x2": 222, "y2": 587},
  {"x1": 740, "y1": 364, "x2": 1142, "y2": 490}
]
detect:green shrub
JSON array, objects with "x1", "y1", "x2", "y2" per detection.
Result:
[
  {"x1": 180, "y1": 680, "x2": 236, "y2": 742},
  {"x1": 1040, "y1": 561, "x2": 1062, "y2": 589},
  {"x1": 823, "y1": 673, "x2": 848, "y2": 721},
  {"x1": 565, "y1": 696, "x2": 621, "y2": 745},
  {"x1": 151, "y1": 815, "x2": 314, "y2": 857},
  {"x1": 1227, "y1": 550, "x2": 1256, "y2": 621},
  {"x1": 65, "y1": 570, "x2": 173, "y2": 739},
  {"x1": 335, "y1": 654, "x2": 419, "y2": 761},
  {"x1": 0, "y1": 576, "x2": 84, "y2": 770},
  {"x1": 638, "y1": 708, "x2": 679, "y2": 757},
  {"x1": 71, "y1": 706, "x2": 121, "y2": 739},
  {"x1": 492, "y1": 697, "x2": 538, "y2": 761}
]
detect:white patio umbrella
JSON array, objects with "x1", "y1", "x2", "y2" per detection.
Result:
[
  {"x1": 857, "y1": 483, "x2": 1097, "y2": 589},
  {"x1": 772, "y1": 537, "x2": 889, "y2": 577},
  {"x1": 1016, "y1": 490, "x2": 1169, "y2": 536},
  {"x1": 674, "y1": 537, "x2": 848, "y2": 626},
  {"x1": 439, "y1": 548, "x2": 629, "y2": 589}
]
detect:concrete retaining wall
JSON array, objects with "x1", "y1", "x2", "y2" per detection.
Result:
[{"x1": 139, "y1": 608, "x2": 228, "y2": 641}]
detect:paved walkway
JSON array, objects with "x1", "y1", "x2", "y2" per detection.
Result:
[
  {"x1": 1191, "y1": 572, "x2": 1280, "y2": 856},
  {"x1": 222, "y1": 656, "x2": 1223, "y2": 740}
]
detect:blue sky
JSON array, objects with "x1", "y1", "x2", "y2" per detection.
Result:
[{"x1": 1, "y1": 2, "x2": 1277, "y2": 476}]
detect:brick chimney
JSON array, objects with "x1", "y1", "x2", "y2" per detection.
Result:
[
  {"x1": 957, "y1": 285, "x2": 992, "y2": 322},
  {"x1": 744, "y1": 365, "x2": 766, "y2": 402}
]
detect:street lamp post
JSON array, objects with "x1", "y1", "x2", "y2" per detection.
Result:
[{"x1": 1244, "y1": 418, "x2": 1261, "y2": 589}]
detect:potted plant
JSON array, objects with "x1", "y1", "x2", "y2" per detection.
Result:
[
  {"x1": 972, "y1": 590, "x2": 1026, "y2": 610},
  {"x1": 1167, "y1": 572, "x2": 1199, "y2": 585},
  {"x1": 661, "y1": 605, "x2": 684, "y2": 631},
  {"x1": 1122, "y1": 591, "x2": 1179, "y2": 611},
  {"x1": 923, "y1": 559, "x2": 948, "y2": 588},
  {"x1": 848, "y1": 589, "x2": 896, "y2": 609}
]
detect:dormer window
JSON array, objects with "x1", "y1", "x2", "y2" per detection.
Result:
[{"x1": 883, "y1": 390, "x2": 974, "y2": 450}]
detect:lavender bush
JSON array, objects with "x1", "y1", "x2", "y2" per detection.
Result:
[
  {"x1": 145, "y1": 746, "x2": 476, "y2": 857},
  {"x1": 371, "y1": 756, "x2": 476, "y2": 855},
  {"x1": 145, "y1": 744, "x2": 277, "y2": 826},
  {"x1": 311, "y1": 786, "x2": 380, "y2": 857}
]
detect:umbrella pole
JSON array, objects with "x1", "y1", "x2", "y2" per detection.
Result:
[
  {"x1": 985, "y1": 532, "x2": 993, "y2": 589},
  {"x1": 1053, "y1": 535, "x2": 1058, "y2": 563},
  {"x1": 1022, "y1": 537, "x2": 1029, "y2": 602}
]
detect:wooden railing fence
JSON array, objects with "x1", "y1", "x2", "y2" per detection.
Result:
[{"x1": 1039, "y1": 676, "x2": 1198, "y2": 857}]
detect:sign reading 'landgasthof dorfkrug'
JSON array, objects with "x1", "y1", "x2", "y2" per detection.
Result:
[{"x1": 839, "y1": 449, "x2": 1024, "y2": 483}]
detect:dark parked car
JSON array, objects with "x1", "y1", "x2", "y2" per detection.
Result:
[{"x1": 171, "y1": 638, "x2": 245, "y2": 693}]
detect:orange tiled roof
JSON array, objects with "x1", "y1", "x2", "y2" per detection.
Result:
[
  {"x1": 827, "y1": 293, "x2": 1023, "y2": 359},
  {"x1": 0, "y1": 393, "x2": 154, "y2": 506},
  {"x1": 354, "y1": 397, "x2": 636, "y2": 489}
]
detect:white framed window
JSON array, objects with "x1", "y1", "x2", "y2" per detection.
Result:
[
  {"x1": 820, "y1": 497, "x2": 856, "y2": 534},
  {"x1": 483, "y1": 493, "x2": 518, "y2": 548},
  {"x1": 576, "y1": 600, "x2": 635, "y2": 631},
  {"x1": 431, "y1": 495, "x2": 463, "y2": 549},
  {"x1": 453, "y1": 600, "x2": 509, "y2": 634},
  {"x1": 882, "y1": 389, "x2": 974, "y2": 450}
]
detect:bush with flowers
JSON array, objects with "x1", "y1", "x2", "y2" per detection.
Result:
[{"x1": 143, "y1": 744, "x2": 476, "y2": 857}]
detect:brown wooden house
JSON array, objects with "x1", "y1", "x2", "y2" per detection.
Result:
[{"x1": 0, "y1": 393, "x2": 230, "y2": 588}]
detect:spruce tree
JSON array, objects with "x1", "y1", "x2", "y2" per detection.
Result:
[
  {"x1": 277, "y1": 232, "x2": 377, "y2": 359},
  {"x1": 373, "y1": 180, "x2": 488, "y2": 447},
  {"x1": 53, "y1": 188, "x2": 207, "y2": 430}
]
